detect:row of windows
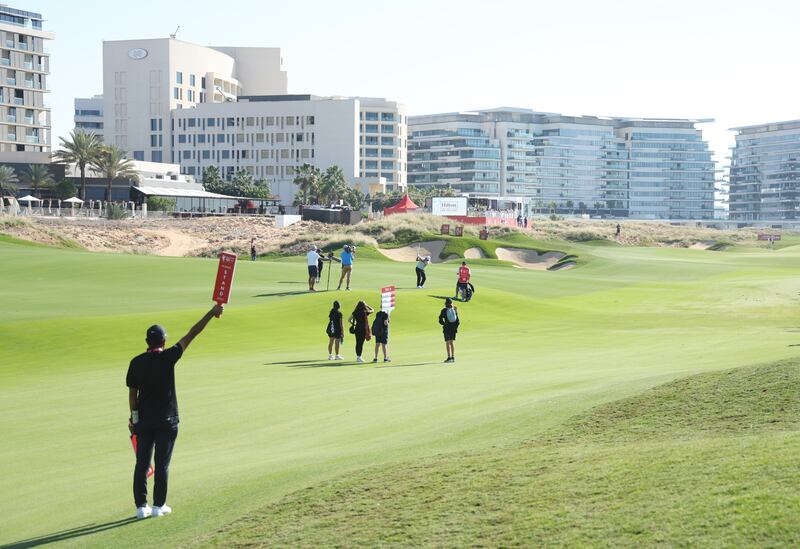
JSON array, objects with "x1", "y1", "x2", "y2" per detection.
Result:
[
  {"x1": 361, "y1": 112, "x2": 398, "y2": 122},
  {"x1": 362, "y1": 148, "x2": 396, "y2": 158},
  {"x1": 363, "y1": 124, "x2": 396, "y2": 134},
  {"x1": 175, "y1": 72, "x2": 204, "y2": 88},
  {"x1": 179, "y1": 148, "x2": 315, "y2": 161},
  {"x1": 175, "y1": 131, "x2": 315, "y2": 147},
  {"x1": 175, "y1": 115, "x2": 316, "y2": 131},
  {"x1": 363, "y1": 161, "x2": 396, "y2": 170}
]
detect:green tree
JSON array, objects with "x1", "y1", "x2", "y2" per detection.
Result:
[
  {"x1": 292, "y1": 163, "x2": 322, "y2": 205},
  {"x1": 147, "y1": 196, "x2": 177, "y2": 212},
  {"x1": 548, "y1": 201, "x2": 557, "y2": 214},
  {"x1": 565, "y1": 200, "x2": 574, "y2": 214},
  {"x1": 202, "y1": 165, "x2": 224, "y2": 193},
  {"x1": 52, "y1": 130, "x2": 103, "y2": 201},
  {"x1": 20, "y1": 164, "x2": 55, "y2": 197},
  {"x1": 0, "y1": 165, "x2": 18, "y2": 195},
  {"x1": 91, "y1": 145, "x2": 138, "y2": 202},
  {"x1": 319, "y1": 165, "x2": 347, "y2": 204},
  {"x1": 52, "y1": 179, "x2": 77, "y2": 200}
]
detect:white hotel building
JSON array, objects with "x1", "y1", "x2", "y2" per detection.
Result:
[{"x1": 76, "y1": 37, "x2": 406, "y2": 203}]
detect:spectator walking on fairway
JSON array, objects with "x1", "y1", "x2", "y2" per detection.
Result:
[
  {"x1": 348, "y1": 300, "x2": 373, "y2": 362},
  {"x1": 439, "y1": 298, "x2": 459, "y2": 363},
  {"x1": 126, "y1": 303, "x2": 224, "y2": 519},
  {"x1": 455, "y1": 261, "x2": 471, "y2": 300},
  {"x1": 326, "y1": 300, "x2": 344, "y2": 360},
  {"x1": 307, "y1": 245, "x2": 322, "y2": 292},
  {"x1": 372, "y1": 308, "x2": 391, "y2": 362},
  {"x1": 337, "y1": 245, "x2": 356, "y2": 291},
  {"x1": 250, "y1": 239, "x2": 257, "y2": 261},
  {"x1": 616, "y1": 223, "x2": 621, "y2": 238},
  {"x1": 416, "y1": 254, "x2": 431, "y2": 288}
]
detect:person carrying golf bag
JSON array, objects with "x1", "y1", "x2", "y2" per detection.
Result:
[
  {"x1": 126, "y1": 303, "x2": 223, "y2": 519},
  {"x1": 455, "y1": 261, "x2": 472, "y2": 301}
]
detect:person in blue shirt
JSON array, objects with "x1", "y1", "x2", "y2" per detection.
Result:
[{"x1": 337, "y1": 245, "x2": 355, "y2": 291}]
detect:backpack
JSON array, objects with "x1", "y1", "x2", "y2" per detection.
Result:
[
  {"x1": 446, "y1": 307, "x2": 458, "y2": 324},
  {"x1": 371, "y1": 313, "x2": 386, "y2": 336}
]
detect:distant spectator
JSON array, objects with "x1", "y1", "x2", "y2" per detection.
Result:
[
  {"x1": 371, "y1": 309, "x2": 390, "y2": 362},
  {"x1": 416, "y1": 254, "x2": 431, "y2": 288},
  {"x1": 326, "y1": 300, "x2": 344, "y2": 360},
  {"x1": 337, "y1": 245, "x2": 356, "y2": 291},
  {"x1": 250, "y1": 239, "x2": 257, "y2": 261},
  {"x1": 307, "y1": 245, "x2": 322, "y2": 292},
  {"x1": 523, "y1": 216, "x2": 528, "y2": 229},
  {"x1": 616, "y1": 224, "x2": 621, "y2": 237},
  {"x1": 348, "y1": 300, "x2": 374, "y2": 362},
  {"x1": 439, "y1": 298, "x2": 459, "y2": 363}
]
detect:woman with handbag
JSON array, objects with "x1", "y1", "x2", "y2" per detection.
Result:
[
  {"x1": 326, "y1": 300, "x2": 344, "y2": 360},
  {"x1": 348, "y1": 300, "x2": 374, "y2": 363}
]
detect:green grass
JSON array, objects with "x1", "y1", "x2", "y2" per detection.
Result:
[
  {"x1": 208, "y1": 360, "x2": 800, "y2": 547},
  {"x1": 1, "y1": 235, "x2": 799, "y2": 547}
]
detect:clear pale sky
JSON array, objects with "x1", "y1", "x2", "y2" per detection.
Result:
[{"x1": 29, "y1": 0, "x2": 800, "y2": 168}]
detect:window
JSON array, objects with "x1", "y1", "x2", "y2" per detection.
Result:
[
  {"x1": 381, "y1": 125, "x2": 394, "y2": 133},
  {"x1": 150, "y1": 119, "x2": 158, "y2": 131},
  {"x1": 207, "y1": 118, "x2": 215, "y2": 127},
  {"x1": 133, "y1": 151, "x2": 144, "y2": 161},
  {"x1": 176, "y1": 72, "x2": 183, "y2": 84},
  {"x1": 197, "y1": 134, "x2": 206, "y2": 143},
  {"x1": 202, "y1": 150, "x2": 210, "y2": 159},
  {"x1": 256, "y1": 133, "x2": 265, "y2": 142},
  {"x1": 189, "y1": 74, "x2": 195, "y2": 87},
  {"x1": 365, "y1": 160, "x2": 378, "y2": 169},
  {"x1": 151, "y1": 150, "x2": 162, "y2": 162},
  {"x1": 201, "y1": 77, "x2": 206, "y2": 89},
  {"x1": 381, "y1": 113, "x2": 395, "y2": 121},
  {"x1": 173, "y1": 87, "x2": 179, "y2": 100},
  {"x1": 150, "y1": 135, "x2": 158, "y2": 147},
  {"x1": 381, "y1": 137, "x2": 394, "y2": 146},
  {"x1": 296, "y1": 133, "x2": 304, "y2": 142},
  {"x1": 182, "y1": 150, "x2": 191, "y2": 159},
  {"x1": 381, "y1": 149, "x2": 394, "y2": 157},
  {"x1": 365, "y1": 148, "x2": 379, "y2": 157},
  {"x1": 365, "y1": 124, "x2": 379, "y2": 134},
  {"x1": 187, "y1": 118, "x2": 196, "y2": 127},
  {"x1": 307, "y1": 116, "x2": 315, "y2": 125},
  {"x1": 178, "y1": 135, "x2": 187, "y2": 143},
  {"x1": 222, "y1": 150, "x2": 230, "y2": 159},
  {"x1": 365, "y1": 112, "x2": 378, "y2": 121}
]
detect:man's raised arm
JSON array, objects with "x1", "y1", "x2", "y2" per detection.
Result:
[{"x1": 178, "y1": 304, "x2": 224, "y2": 352}]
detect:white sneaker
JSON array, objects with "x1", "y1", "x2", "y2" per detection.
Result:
[
  {"x1": 328, "y1": 354, "x2": 335, "y2": 360},
  {"x1": 152, "y1": 504, "x2": 172, "y2": 517},
  {"x1": 335, "y1": 355, "x2": 344, "y2": 360},
  {"x1": 136, "y1": 504, "x2": 152, "y2": 519},
  {"x1": 356, "y1": 356, "x2": 364, "y2": 363}
]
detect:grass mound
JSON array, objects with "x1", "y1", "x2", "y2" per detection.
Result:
[{"x1": 205, "y1": 360, "x2": 800, "y2": 548}]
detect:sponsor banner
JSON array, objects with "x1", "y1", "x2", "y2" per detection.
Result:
[
  {"x1": 380, "y1": 285, "x2": 396, "y2": 313},
  {"x1": 432, "y1": 197, "x2": 467, "y2": 216}
]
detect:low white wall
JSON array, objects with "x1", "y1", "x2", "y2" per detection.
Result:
[{"x1": 275, "y1": 214, "x2": 302, "y2": 228}]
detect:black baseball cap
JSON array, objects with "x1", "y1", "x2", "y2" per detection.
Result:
[{"x1": 146, "y1": 325, "x2": 167, "y2": 343}]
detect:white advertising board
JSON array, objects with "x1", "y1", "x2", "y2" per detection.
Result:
[{"x1": 432, "y1": 197, "x2": 467, "y2": 216}]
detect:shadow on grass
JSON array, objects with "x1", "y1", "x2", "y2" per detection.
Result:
[
  {"x1": 253, "y1": 291, "x2": 311, "y2": 298},
  {"x1": 2, "y1": 518, "x2": 139, "y2": 548},
  {"x1": 277, "y1": 281, "x2": 304, "y2": 284},
  {"x1": 428, "y1": 295, "x2": 455, "y2": 301},
  {"x1": 272, "y1": 361, "x2": 441, "y2": 369},
  {"x1": 267, "y1": 360, "x2": 324, "y2": 365}
]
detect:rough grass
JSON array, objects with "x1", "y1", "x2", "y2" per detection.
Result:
[{"x1": 201, "y1": 359, "x2": 800, "y2": 548}]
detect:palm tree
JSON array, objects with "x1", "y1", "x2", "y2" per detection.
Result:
[
  {"x1": 20, "y1": 164, "x2": 55, "y2": 198},
  {"x1": 52, "y1": 130, "x2": 102, "y2": 200},
  {"x1": 0, "y1": 165, "x2": 18, "y2": 196},
  {"x1": 293, "y1": 163, "x2": 322, "y2": 205},
  {"x1": 319, "y1": 165, "x2": 347, "y2": 204},
  {"x1": 91, "y1": 145, "x2": 138, "y2": 202}
]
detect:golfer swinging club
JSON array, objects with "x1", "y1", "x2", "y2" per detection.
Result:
[{"x1": 126, "y1": 303, "x2": 224, "y2": 519}]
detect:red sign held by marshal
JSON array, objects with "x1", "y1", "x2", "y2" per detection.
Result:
[{"x1": 213, "y1": 252, "x2": 237, "y2": 306}]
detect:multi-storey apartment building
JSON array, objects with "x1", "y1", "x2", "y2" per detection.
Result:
[
  {"x1": 728, "y1": 119, "x2": 800, "y2": 222},
  {"x1": 170, "y1": 94, "x2": 406, "y2": 203},
  {"x1": 358, "y1": 97, "x2": 407, "y2": 187},
  {"x1": 408, "y1": 109, "x2": 715, "y2": 219},
  {"x1": 102, "y1": 38, "x2": 287, "y2": 163},
  {"x1": 74, "y1": 95, "x2": 104, "y2": 140},
  {"x1": 0, "y1": 5, "x2": 53, "y2": 163}
]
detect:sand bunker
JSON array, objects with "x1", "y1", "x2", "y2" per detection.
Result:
[
  {"x1": 464, "y1": 247, "x2": 486, "y2": 259},
  {"x1": 689, "y1": 240, "x2": 716, "y2": 250},
  {"x1": 150, "y1": 230, "x2": 208, "y2": 257},
  {"x1": 495, "y1": 247, "x2": 565, "y2": 270},
  {"x1": 378, "y1": 241, "x2": 448, "y2": 262}
]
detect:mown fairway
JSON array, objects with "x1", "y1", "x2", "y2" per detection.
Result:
[{"x1": 1, "y1": 235, "x2": 799, "y2": 547}]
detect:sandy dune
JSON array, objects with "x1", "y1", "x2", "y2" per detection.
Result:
[
  {"x1": 495, "y1": 247, "x2": 565, "y2": 270},
  {"x1": 464, "y1": 247, "x2": 486, "y2": 259},
  {"x1": 378, "y1": 241, "x2": 450, "y2": 262},
  {"x1": 151, "y1": 229, "x2": 208, "y2": 257},
  {"x1": 689, "y1": 240, "x2": 716, "y2": 250}
]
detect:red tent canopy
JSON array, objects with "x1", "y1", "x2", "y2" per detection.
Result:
[{"x1": 383, "y1": 194, "x2": 419, "y2": 216}]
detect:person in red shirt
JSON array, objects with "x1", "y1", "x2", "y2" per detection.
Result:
[{"x1": 455, "y1": 261, "x2": 471, "y2": 301}]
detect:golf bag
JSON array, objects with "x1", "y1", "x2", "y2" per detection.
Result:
[{"x1": 457, "y1": 282, "x2": 475, "y2": 302}]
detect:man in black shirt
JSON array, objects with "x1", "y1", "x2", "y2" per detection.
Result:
[{"x1": 126, "y1": 303, "x2": 223, "y2": 519}]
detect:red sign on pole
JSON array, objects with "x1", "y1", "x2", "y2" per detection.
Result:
[
  {"x1": 213, "y1": 252, "x2": 237, "y2": 305},
  {"x1": 380, "y1": 285, "x2": 396, "y2": 313}
]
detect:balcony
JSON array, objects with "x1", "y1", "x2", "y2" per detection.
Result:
[
  {"x1": 24, "y1": 116, "x2": 33, "y2": 124},
  {"x1": 6, "y1": 115, "x2": 14, "y2": 123},
  {"x1": 0, "y1": 58, "x2": 9, "y2": 66},
  {"x1": 4, "y1": 40, "x2": 12, "y2": 48},
  {"x1": 6, "y1": 77, "x2": 15, "y2": 85},
  {"x1": 18, "y1": 43, "x2": 28, "y2": 51},
  {"x1": 6, "y1": 134, "x2": 15, "y2": 141},
  {"x1": 26, "y1": 135, "x2": 39, "y2": 143},
  {"x1": 23, "y1": 61, "x2": 32, "y2": 69},
  {"x1": 13, "y1": 98, "x2": 24, "y2": 105}
]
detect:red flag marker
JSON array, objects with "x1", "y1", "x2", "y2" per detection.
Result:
[{"x1": 130, "y1": 434, "x2": 154, "y2": 478}]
